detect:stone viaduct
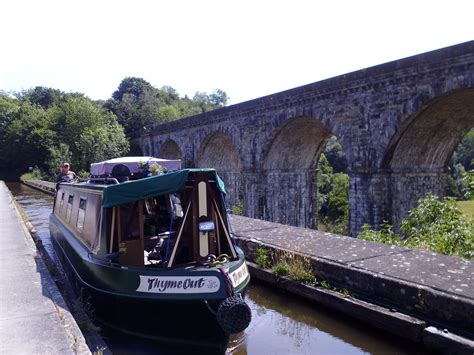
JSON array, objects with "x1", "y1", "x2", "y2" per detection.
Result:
[{"x1": 132, "y1": 41, "x2": 474, "y2": 237}]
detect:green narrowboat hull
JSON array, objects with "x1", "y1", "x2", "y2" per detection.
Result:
[{"x1": 49, "y1": 213, "x2": 250, "y2": 345}]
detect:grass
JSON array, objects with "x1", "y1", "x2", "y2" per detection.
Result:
[{"x1": 456, "y1": 200, "x2": 474, "y2": 221}]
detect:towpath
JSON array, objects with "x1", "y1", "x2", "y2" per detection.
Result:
[
  {"x1": 230, "y1": 215, "x2": 474, "y2": 351},
  {"x1": 0, "y1": 181, "x2": 90, "y2": 354}
]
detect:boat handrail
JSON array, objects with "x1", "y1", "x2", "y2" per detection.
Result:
[{"x1": 86, "y1": 177, "x2": 120, "y2": 185}]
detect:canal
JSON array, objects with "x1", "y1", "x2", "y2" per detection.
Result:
[{"x1": 8, "y1": 182, "x2": 427, "y2": 354}]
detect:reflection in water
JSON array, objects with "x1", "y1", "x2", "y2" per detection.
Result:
[{"x1": 9, "y1": 182, "x2": 426, "y2": 355}]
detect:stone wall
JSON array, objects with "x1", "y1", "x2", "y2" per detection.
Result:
[{"x1": 135, "y1": 41, "x2": 474, "y2": 236}]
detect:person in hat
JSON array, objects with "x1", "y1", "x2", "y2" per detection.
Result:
[{"x1": 56, "y1": 162, "x2": 77, "y2": 184}]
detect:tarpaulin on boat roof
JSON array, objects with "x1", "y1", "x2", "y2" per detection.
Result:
[
  {"x1": 101, "y1": 169, "x2": 226, "y2": 208},
  {"x1": 90, "y1": 156, "x2": 181, "y2": 176}
]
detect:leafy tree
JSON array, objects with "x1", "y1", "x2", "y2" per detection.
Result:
[
  {"x1": 49, "y1": 95, "x2": 129, "y2": 172},
  {"x1": 106, "y1": 77, "x2": 230, "y2": 138},
  {"x1": 323, "y1": 136, "x2": 348, "y2": 173},
  {"x1": 448, "y1": 129, "x2": 474, "y2": 200},
  {"x1": 317, "y1": 153, "x2": 349, "y2": 234},
  {"x1": 19, "y1": 86, "x2": 64, "y2": 109},
  {"x1": 106, "y1": 77, "x2": 161, "y2": 137},
  {"x1": 209, "y1": 89, "x2": 229, "y2": 107},
  {"x1": 455, "y1": 129, "x2": 474, "y2": 171},
  {"x1": 359, "y1": 194, "x2": 474, "y2": 259},
  {"x1": 1, "y1": 101, "x2": 56, "y2": 174}
]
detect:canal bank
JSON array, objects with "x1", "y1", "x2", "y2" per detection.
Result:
[
  {"x1": 21, "y1": 179, "x2": 474, "y2": 353},
  {"x1": 231, "y1": 216, "x2": 474, "y2": 354},
  {"x1": 0, "y1": 181, "x2": 90, "y2": 354}
]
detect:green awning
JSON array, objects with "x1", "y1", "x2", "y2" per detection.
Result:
[{"x1": 102, "y1": 169, "x2": 226, "y2": 208}]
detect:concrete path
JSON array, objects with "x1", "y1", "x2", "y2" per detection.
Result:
[{"x1": 0, "y1": 181, "x2": 90, "y2": 354}]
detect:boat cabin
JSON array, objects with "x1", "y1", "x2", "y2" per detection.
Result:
[{"x1": 53, "y1": 164, "x2": 238, "y2": 269}]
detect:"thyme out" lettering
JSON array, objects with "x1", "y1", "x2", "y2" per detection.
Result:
[{"x1": 147, "y1": 277, "x2": 206, "y2": 292}]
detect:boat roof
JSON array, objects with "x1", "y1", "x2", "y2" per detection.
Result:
[
  {"x1": 90, "y1": 156, "x2": 181, "y2": 176},
  {"x1": 101, "y1": 168, "x2": 226, "y2": 208}
]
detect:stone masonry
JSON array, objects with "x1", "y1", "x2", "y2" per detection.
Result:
[{"x1": 132, "y1": 41, "x2": 474, "y2": 236}]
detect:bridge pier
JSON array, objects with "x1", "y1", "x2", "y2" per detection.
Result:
[
  {"x1": 390, "y1": 170, "x2": 448, "y2": 230},
  {"x1": 349, "y1": 171, "x2": 392, "y2": 237},
  {"x1": 263, "y1": 170, "x2": 317, "y2": 228}
]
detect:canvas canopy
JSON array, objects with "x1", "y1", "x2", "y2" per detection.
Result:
[
  {"x1": 101, "y1": 169, "x2": 226, "y2": 208},
  {"x1": 90, "y1": 156, "x2": 181, "y2": 176}
]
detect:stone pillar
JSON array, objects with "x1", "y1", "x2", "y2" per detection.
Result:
[
  {"x1": 349, "y1": 170, "x2": 391, "y2": 237},
  {"x1": 241, "y1": 172, "x2": 265, "y2": 220},
  {"x1": 218, "y1": 171, "x2": 243, "y2": 209},
  {"x1": 264, "y1": 169, "x2": 317, "y2": 228},
  {"x1": 390, "y1": 170, "x2": 448, "y2": 230}
]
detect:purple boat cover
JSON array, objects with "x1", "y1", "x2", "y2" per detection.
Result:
[{"x1": 90, "y1": 156, "x2": 181, "y2": 176}]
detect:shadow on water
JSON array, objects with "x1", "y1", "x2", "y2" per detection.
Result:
[{"x1": 8, "y1": 182, "x2": 428, "y2": 355}]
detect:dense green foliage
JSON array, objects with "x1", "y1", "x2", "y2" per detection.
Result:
[
  {"x1": 359, "y1": 194, "x2": 474, "y2": 259},
  {"x1": 1, "y1": 79, "x2": 229, "y2": 179},
  {"x1": 0, "y1": 88, "x2": 128, "y2": 178},
  {"x1": 105, "y1": 77, "x2": 228, "y2": 137},
  {"x1": 447, "y1": 129, "x2": 474, "y2": 200},
  {"x1": 317, "y1": 151, "x2": 349, "y2": 235}
]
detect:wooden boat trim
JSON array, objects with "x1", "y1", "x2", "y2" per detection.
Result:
[{"x1": 212, "y1": 199, "x2": 237, "y2": 258}]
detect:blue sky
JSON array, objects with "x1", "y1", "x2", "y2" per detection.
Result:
[{"x1": 1, "y1": 0, "x2": 473, "y2": 105}]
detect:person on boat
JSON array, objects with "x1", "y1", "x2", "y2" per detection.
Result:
[{"x1": 55, "y1": 162, "x2": 77, "y2": 188}]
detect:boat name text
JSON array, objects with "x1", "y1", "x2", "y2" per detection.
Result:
[
  {"x1": 229, "y1": 262, "x2": 249, "y2": 288},
  {"x1": 136, "y1": 276, "x2": 221, "y2": 294}
]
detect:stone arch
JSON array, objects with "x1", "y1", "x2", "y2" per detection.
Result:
[
  {"x1": 383, "y1": 88, "x2": 474, "y2": 228},
  {"x1": 197, "y1": 132, "x2": 243, "y2": 207},
  {"x1": 158, "y1": 139, "x2": 183, "y2": 160},
  {"x1": 262, "y1": 116, "x2": 335, "y2": 228}
]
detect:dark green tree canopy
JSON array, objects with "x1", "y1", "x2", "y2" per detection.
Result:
[{"x1": 106, "y1": 77, "x2": 230, "y2": 138}]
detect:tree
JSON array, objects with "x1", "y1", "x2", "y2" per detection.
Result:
[
  {"x1": 209, "y1": 89, "x2": 229, "y2": 107},
  {"x1": 106, "y1": 77, "x2": 161, "y2": 137},
  {"x1": 455, "y1": 129, "x2": 474, "y2": 171},
  {"x1": 323, "y1": 136, "x2": 348, "y2": 173},
  {"x1": 19, "y1": 86, "x2": 64, "y2": 109},
  {"x1": 49, "y1": 95, "x2": 129, "y2": 172},
  {"x1": 317, "y1": 153, "x2": 349, "y2": 234},
  {"x1": 1, "y1": 101, "x2": 56, "y2": 174}
]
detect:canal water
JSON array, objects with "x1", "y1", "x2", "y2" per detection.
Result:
[{"x1": 7, "y1": 182, "x2": 426, "y2": 355}]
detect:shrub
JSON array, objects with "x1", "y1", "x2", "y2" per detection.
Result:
[
  {"x1": 20, "y1": 167, "x2": 43, "y2": 181},
  {"x1": 359, "y1": 194, "x2": 474, "y2": 259},
  {"x1": 231, "y1": 200, "x2": 244, "y2": 216},
  {"x1": 255, "y1": 247, "x2": 272, "y2": 269},
  {"x1": 272, "y1": 262, "x2": 290, "y2": 276}
]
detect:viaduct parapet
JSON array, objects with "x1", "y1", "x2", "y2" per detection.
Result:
[{"x1": 132, "y1": 41, "x2": 474, "y2": 236}]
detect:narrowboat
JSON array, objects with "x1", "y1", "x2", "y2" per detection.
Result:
[{"x1": 49, "y1": 157, "x2": 251, "y2": 347}]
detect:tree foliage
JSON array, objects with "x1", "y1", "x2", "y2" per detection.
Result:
[
  {"x1": 448, "y1": 129, "x2": 474, "y2": 200},
  {"x1": 359, "y1": 194, "x2": 474, "y2": 259},
  {"x1": 0, "y1": 90, "x2": 128, "y2": 179},
  {"x1": 317, "y1": 152, "x2": 349, "y2": 235},
  {"x1": 105, "y1": 77, "x2": 229, "y2": 137}
]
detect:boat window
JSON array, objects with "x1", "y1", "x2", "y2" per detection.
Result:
[
  {"x1": 76, "y1": 197, "x2": 87, "y2": 233},
  {"x1": 66, "y1": 194, "x2": 74, "y2": 222}
]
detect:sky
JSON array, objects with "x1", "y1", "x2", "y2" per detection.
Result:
[{"x1": 1, "y1": 0, "x2": 473, "y2": 105}]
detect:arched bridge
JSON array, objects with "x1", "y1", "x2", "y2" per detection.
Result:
[{"x1": 132, "y1": 41, "x2": 474, "y2": 236}]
